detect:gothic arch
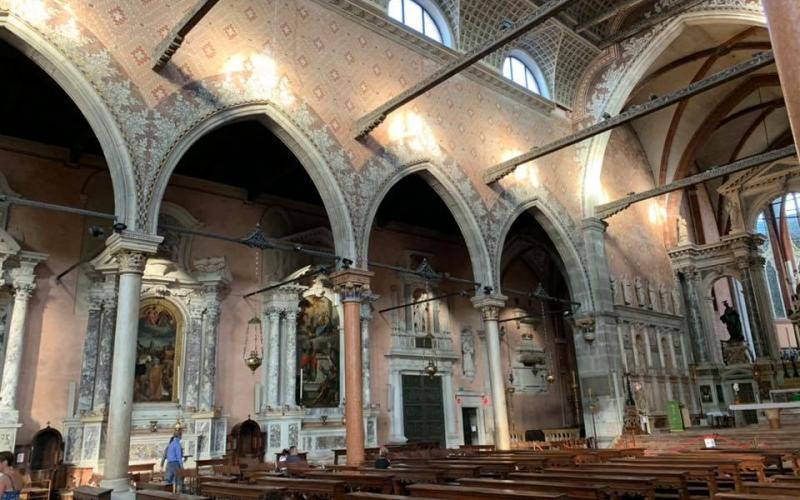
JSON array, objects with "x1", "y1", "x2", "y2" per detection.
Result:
[
  {"x1": 744, "y1": 176, "x2": 800, "y2": 233},
  {"x1": 0, "y1": 14, "x2": 138, "y2": 229},
  {"x1": 358, "y1": 162, "x2": 494, "y2": 289},
  {"x1": 495, "y1": 200, "x2": 592, "y2": 313},
  {"x1": 580, "y1": 9, "x2": 766, "y2": 216},
  {"x1": 148, "y1": 102, "x2": 357, "y2": 263}
]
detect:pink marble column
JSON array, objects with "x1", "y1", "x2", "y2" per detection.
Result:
[
  {"x1": 764, "y1": 1, "x2": 800, "y2": 149},
  {"x1": 332, "y1": 268, "x2": 373, "y2": 466}
]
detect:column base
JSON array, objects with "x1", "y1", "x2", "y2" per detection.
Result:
[{"x1": 100, "y1": 477, "x2": 131, "y2": 493}]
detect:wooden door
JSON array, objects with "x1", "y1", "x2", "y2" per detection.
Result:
[{"x1": 402, "y1": 375, "x2": 445, "y2": 447}]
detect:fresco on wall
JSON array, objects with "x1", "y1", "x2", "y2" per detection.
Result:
[
  {"x1": 134, "y1": 299, "x2": 182, "y2": 403},
  {"x1": 297, "y1": 295, "x2": 340, "y2": 407}
]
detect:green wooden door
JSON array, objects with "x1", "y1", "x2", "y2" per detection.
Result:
[{"x1": 402, "y1": 375, "x2": 446, "y2": 447}]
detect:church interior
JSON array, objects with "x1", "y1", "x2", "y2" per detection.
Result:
[{"x1": 2, "y1": 0, "x2": 800, "y2": 498}]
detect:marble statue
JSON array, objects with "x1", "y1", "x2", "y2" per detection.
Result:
[
  {"x1": 648, "y1": 282, "x2": 659, "y2": 311},
  {"x1": 677, "y1": 216, "x2": 690, "y2": 245},
  {"x1": 726, "y1": 198, "x2": 744, "y2": 231},
  {"x1": 610, "y1": 276, "x2": 619, "y2": 304},
  {"x1": 634, "y1": 277, "x2": 647, "y2": 308},
  {"x1": 622, "y1": 278, "x2": 633, "y2": 305},
  {"x1": 461, "y1": 330, "x2": 475, "y2": 380}
]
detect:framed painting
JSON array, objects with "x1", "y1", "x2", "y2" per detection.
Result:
[
  {"x1": 296, "y1": 295, "x2": 340, "y2": 408},
  {"x1": 134, "y1": 298, "x2": 183, "y2": 403}
]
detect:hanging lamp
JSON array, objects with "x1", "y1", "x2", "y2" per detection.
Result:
[{"x1": 243, "y1": 316, "x2": 264, "y2": 373}]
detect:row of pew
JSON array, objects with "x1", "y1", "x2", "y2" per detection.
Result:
[{"x1": 134, "y1": 445, "x2": 800, "y2": 500}]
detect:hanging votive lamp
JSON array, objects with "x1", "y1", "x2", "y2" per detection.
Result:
[
  {"x1": 243, "y1": 316, "x2": 264, "y2": 373},
  {"x1": 425, "y1": 359, "x2": 438, "y2": 378},
  {"x1": 546, "y1": 373, "x2": 556, "y2": 384}
]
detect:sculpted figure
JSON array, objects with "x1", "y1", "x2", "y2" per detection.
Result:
[
  {"x1": 677, "y1": 216, "x2": 690, "y2": 245},
  {"x1": 720, "y1": 300, "x2": 744, "y2": 343}
]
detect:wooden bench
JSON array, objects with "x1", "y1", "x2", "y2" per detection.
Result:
[
  {"x1": 428, "y1": 459, "x2": 516, "y2": 478},
  {"x1": 611, "y1": 456, "x2": 744, "y2": 490},
  {"x1": 509, "y1": 472, "x2": 656, "y2": 500},
  {"x1": 713, "y1": 494, "x2": 798, "y2": 500},
  {"x1": 599, "y1": 460, "x2": 720, "y2": 496},
  {"x1": 345, "y1": 493, "x2": 440, "y2": 500},
  {"x1": 199, "y1": 481, "x2": 285, "y2": 499},
  {"x1": 253, "y1": 476, "x2": 347, "y2": 499},
  {"x1": 742, "y1": 481, "x2": 800, "y2": 496},
  {"x1": 136, "y1": 481, "x2": 173, "y2": 492},
  {"x1": 406, "y1": 484, "x2": 567, "y2": 499},
  {"x1": 456, "y1": 478, "x2": 609, "y2": 500},
  {"x1": 135, "y1": 491, "x2": 209, "y2": 500},
  {"x1": 561, "y1": 465, "x2": 690, "y2": 500},
  {"x1": 395, "y1": 464, "x2": 481, "y2": 481},
  {"x1": 303, "y1": 471, "x2": 399, "y2": 494},
  {"x1": 73, "y1": 486, "x2": 112, "y2": 500}
]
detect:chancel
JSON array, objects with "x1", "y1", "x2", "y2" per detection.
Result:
[{"x1": 3, "y1": 0, "x2": 800, "y2": 499}]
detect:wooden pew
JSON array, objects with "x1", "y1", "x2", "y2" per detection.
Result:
[
  {"x1": 303, "y1": 471, "x2": 399, "y2": 494},
  {"x1": 199, "y1": 481, "x2": 285, "y2": 499},
  {"x1": 713, "y1": 494, "x2": 798, "y2": 500},
  {"x1": 560, "y1": 465, "x2": 690, "y2": 500},
  {"x1": 135, "y1": 491, "x2": 209, "y2": 500},
  {"x1": 253, "y1": 476, "x2": 347, "y2": 499},
  {"x1": 509, "y1": 472, "x2": 656, "y2": 500},
  {"x1": 590, "y1": 460, "x2": 719, "y2": 496},
  {"x1": 345, "y1": 494, "x2": 440, "y2": 500},
  {"x1": 610, "y1": 456, "x2": 745, "y2": 490},
  {"x1": 456, "y1": 478, "x2": 609, "y2": 500},
  {"x1": 73, "y1": 486, "x2": 112, "y2": 500},
  {"x1": 742, "y1": 481, "x2": 800, "y2": 496},
  {"x1": 394, "y1": 464, "x2": 481, "y2": 481},
  {"x1": 406, "y1": 484, "x2": 567, "y2": 499},
  {"x1": 428, "y1": 459, "x2": 516, "y2": 478}
]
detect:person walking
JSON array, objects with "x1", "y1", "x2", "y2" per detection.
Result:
[{"x1": 163, "y1": 429, "x2": 184, "y2": 491}]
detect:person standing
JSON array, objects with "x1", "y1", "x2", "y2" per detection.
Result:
[{"x1": 163, "y1": 430, "x2": 184, "y2": 491}]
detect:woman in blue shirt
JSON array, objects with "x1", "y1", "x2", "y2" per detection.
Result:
[{"x1": 162, "y1": 430, "x2": 184, "y2": 490}]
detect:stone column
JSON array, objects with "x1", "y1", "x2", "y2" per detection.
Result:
[
  {"x1": 442, "y1": 371, "x2": 459, "y2": 447},
  {"x1": 616, "y1": 321, "x2": 629, "y2": 373},
  {"x1": 642, "y1": 325, "x2": 653, "y2": 368},
  {"x1": 92, "y1": 295, "x2": 117, "y2": 413},
  {"x1": 77, "y1": 296, "x2": 103, "y2": 414},
  {"x1": 360, "y1": 300, "x2": 373, "y2": 407},
  {"x1": 763, "y1": 1, "x2": 800, "y2": 148},
  {"x1": 199, "y1": 302, "x2": 221, "y2": 411},
  {"x1": 331, "y1": 268, "x2": 373, "y2": 466},
  {"x1": 284, "y1": 309, "x2": 298, "y2": 407},
  {"x1": 630, "y1": 323, "x2": 640, "y2": 372},
  {"x1": 264, "y1": 308, "x2": 281, "y2": 410},
  {"x1": 0, "y1": 283, "x2": 34, "y2": 410},
  {"x1": 183, "y1": 301, "x2": 206, "y2": 411},
  {"x1": 388, "y1": 368, "x2": 406, "y2": 443},
  {"x1": 100, "y1": 232, "x2": 161, "y2": 493},
  {"x1": 471, "y1": 295, "x2": 510, "y2": 451},
  {"x1": 677, "y1": 268, "x2": 709, "y2": 364},
  {"x1": 748, "y1": 256, "x2": 780, "y2": 360}
]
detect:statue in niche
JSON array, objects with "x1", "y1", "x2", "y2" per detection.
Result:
[
  {"x1": 672, "y1": 288, "x2": 683, "y2": 315},
  {"x1": 610, "y1": 276, "x2": 619, "y2": 304},
  {"x1": 677, "y1": 216, "x2": 690, "y2": 245},
  {"x1": 720, "y1": 301, "x2": 744, "y2": 343},
  {"x1": 461, "y1": 330, "x2": 476, "y2": 380},
  {"x1": 726, "y1": 198, "x2": 744, "y2": 231},
  {"x1": 648, "y1": 282, "x2": 659, "y2": 311},
  {"x1": 622, "y1": 278, "x2": 633, "y2": 305},
  {"x1": 134, "y1": 299, "x2": 180, "y2": 402},
  {"x1": 660, "y1": 286, "x2": 672, "y2": 315},
  {"x1": 634, "y1": 277, "x2": 647, "y2": 308},
  {"x1": 297, "y1": 294, "x2": 340, "y2": 407},
  {"x1": 411, "y1": 288, "x2": 433, "y2": 335}
]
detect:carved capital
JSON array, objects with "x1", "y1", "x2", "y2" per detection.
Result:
[
  {"x1": 115, "y1": 250, "x2": 147, "y2": 274},
  {"x1": 478, "y1": 305, "x2": 501, "y2": 322},
  {"x1": 471, "y1": 294, "x2": 506, "y2": 322},
  {"x1": 331, "y1": 268, "x2": 374, "y2": 303},
  {"x1": 13, "y1": 282, "x2": 35, "y2": 300}
]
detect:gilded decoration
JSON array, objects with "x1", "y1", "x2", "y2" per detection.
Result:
[{"x1": 134, "y1": 298, "x2": 183, "y2": 403}]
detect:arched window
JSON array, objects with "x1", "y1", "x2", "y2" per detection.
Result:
[
  {"x1": 755, "y1": 192, "x2": 800, "y2": 320},
  {"x1": 502, "y1": 52, "x2": 547, "y2": 97},
  {"x1": 388, "y1": 0, "x2": 452, "y2": 47}
]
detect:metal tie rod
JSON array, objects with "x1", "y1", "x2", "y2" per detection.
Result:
[
  {"x1": 484, "y1": 50, "x2": 776, "y2": 183},
  {"x1": 353, "y1": 0, "x2": 577, "y2": 139}
]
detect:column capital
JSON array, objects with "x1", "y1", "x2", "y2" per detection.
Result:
[
  {"x1": 106, "y1": 231, "x2": 162, "y2": 274},
  {"x1": 581, "y1": 217, "x2": 608, "y2": 233},
  {"x1": 471, "y1": 294, "x2": 507, "y2": 321},
  {"x1": 331, "y1": 268, "x2": 374, "y2": 303}
]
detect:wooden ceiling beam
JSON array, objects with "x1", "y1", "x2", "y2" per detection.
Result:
[
  {"x1": 353, "y1": 0, "x2": 578, "y2": 139},
  {"x1": 152, "y1": 0, "x2": 219, "y2": 71},
  {"x1": 483, "y1": 50, "x2": 775, "y2": 184}
]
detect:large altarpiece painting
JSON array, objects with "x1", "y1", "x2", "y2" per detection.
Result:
[
  {"x1": 134, "y1": 298, "x2": 183, "y2": 403},
  {"x1": 297, "y1": 294, "x2": 340, "y2": 408}
]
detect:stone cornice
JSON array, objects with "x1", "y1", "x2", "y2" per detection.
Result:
[
  {"x1": 312, "y1": 0, "x2": 560, "y2": 115},
  {"x1": 614, "y1": 305, "x2": 685, "y2": 330}
]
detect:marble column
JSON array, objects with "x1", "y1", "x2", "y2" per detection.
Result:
[
  {"x1": 77, "y1": 297, "x2": 103, "y2": 414},
  {"x1": 678, "y1": 268, "x2": 708, "y2": 364},
  {"x1": 763, "y1": 1, "x2": 800, "y2": 148},
  {"x1": 0, "y1": 282, "x2": 34, "y2": 410},
  {"x1": 360, "y1": 301, "x2": 373, "y2": 407},
  {"x1": 630, "y1": 324, "x2": 640, "y2": 372},
  {"x1": 264, "y1": 308, "x2": 281, "y2": 410},
  {"x1": 92, "y1": 296, "x2": 117, "y2": 413},
  {"x1": 389, "y1": 368, "x2": 406, "y2": 443},
  {"x1": 642, "y1": 325, "x2": 653, "y2": 368},
  {"x1": 471, "y1": 295, "x2": 510, "y2": 451},
  {"x1": 442, "y1": 372, "x2": 459, "y2": 446},
  {"x1": 101, "y1": 232, "x2": 161, "y2": 493},
  {"x1": 332, "y1": 268, "x2": 373, "y2": 466},
  {"x1": 748, "y1": 256, "x2": 780, "y2": 360},
  {"x1": 616, "y1": 321, "x2": 629, "y2": 373},
  {"x1": 199, "y1": 303, "x2": 221, "y2": 411},
  {"x1": 183, "y1": 302, "x2": 206, "y2": 411},
  {"x1": 283, "y1": 309, "x2": 298, "y2": 407}
]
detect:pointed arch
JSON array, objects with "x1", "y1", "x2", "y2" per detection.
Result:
[
  {"x1": 0, "y1": 15, "x2": 138, "y2": 228},
  {"x1": 495, "y1": 200, "x2": 592, "y2": 313},
  {"x1": 148, "y1": 102, "x2": 357, "y2": 262},
  {"x1": 581, "y1": 9, "x2": 766, "y2": 216},
  {"x1": 359, "y1": 162, "x2": 494, "y2": 289}
]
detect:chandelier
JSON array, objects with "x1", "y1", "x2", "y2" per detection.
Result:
[{"x1": 243, "y1": 316, "x2": 264, "y2": 373}]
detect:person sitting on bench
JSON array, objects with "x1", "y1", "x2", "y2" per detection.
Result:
[{"x1": 374, "y1": 447, "x2": 390, "y2": 470}]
